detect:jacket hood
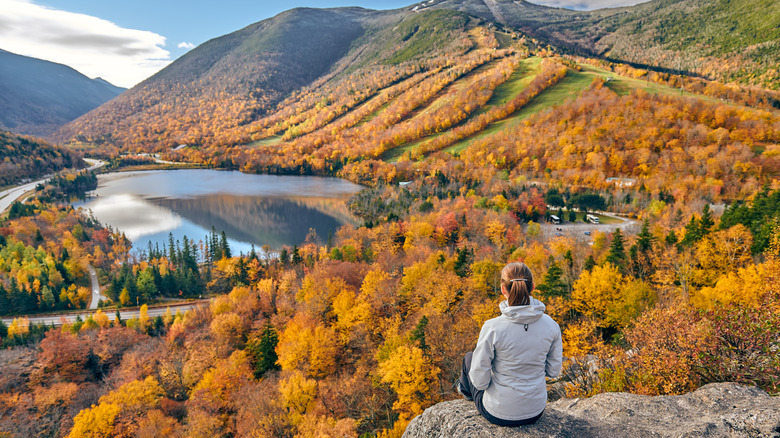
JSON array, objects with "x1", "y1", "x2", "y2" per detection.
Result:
[{"x1": 499, "y1": 297, "x2": 545, "y2": 324}]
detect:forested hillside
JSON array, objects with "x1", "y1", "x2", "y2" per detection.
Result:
[
  {"x1": 427, "y1": 0, "x2": 780, "y2": 90},
  {"x1": 0, "y1": 49, "x2": 124, "y2": 137},
  {"x1": 0, "y1": 130, "x2": 84, "y2": 187}
]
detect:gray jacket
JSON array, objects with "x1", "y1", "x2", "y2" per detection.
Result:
[{"x1": 469, "y1": 297, "x2": 562, "y2": 420}]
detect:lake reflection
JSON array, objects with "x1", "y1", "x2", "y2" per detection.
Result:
[{"x1": 75, "y1": 170, "x2": 363, "y2": 254}]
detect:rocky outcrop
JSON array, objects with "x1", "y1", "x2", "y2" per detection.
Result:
[{"x1": 402, "y1": 383, "x2": 780, "y2": 438}]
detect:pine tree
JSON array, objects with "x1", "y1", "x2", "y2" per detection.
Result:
[
  {"x1": 247, "y1": 323, "x2": 280, "y2": 378},
  {"x1": 220, "y1": 231, "x2": 231, "y2": 259},
  {"x1": 410, "y1": 316, "x2": 429, "y2": 351},
  {"x1": 605, "y1": 228, "x2": 627, "y2": 272},
  {"x1": 699, "y1": 204, "x2": 714, "y2": 236},
  {"x1": 291, "y1": 245, "x2": 302, "y2": 265},
  {"x1": 536, "y1": 256, "x2": 567, "y2": 297},
  {"x1": 682, "y1": 215, "x2": 701, "y2": 245},
  {"x1": 636, "y1": 220, "x2": 653, "y2": 252},
  {"x1": 583, "y1": 255, "x2": 596, "y2": 272}
]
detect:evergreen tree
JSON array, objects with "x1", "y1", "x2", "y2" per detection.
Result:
[
  {"x1": 410, "y1": 316, "x2": 429, "y2": 351},
  {"x1": 583, "y1": 255, "x2": 596, "y2": 272},
  {"x1": 167, "y1": 233, "x2": 177, "y2": 266},
  {"x1": 279, "y1": 248, "x2": 289, "y2": 266},
  {"x1": 605, "y1": 228, "x2": 627, "y2": 272},
  {"x1": 536, "y1": 257, "x2": 567, "y2": 297},
  {"x1": 235, "y1": 258, "x2": 248, "y2": 284},
  {"x1": 632, "y1": 221, "x2": 651, "y2": 276},
  {"x1": 682, "y1": 215, "x2": 701, "y2": 245},
  {"x1": 636, "y1": 220, "x2": 653, "y2": 252},
  {"x1": 291, "y1": 245, "x2": 302, "y2": 265},
  {"x1": 0, "y1": 284, "x2": 9, "y2": 315},
  {"x1": 699, "y1": 204, "x2": 714, "y2": 236},
  {"x1": 247, "y1": 323, "x2": 280, "y2": 378},
  {"x1": 453, "y1": 247, "x2": 473, "y2": 277},
  {"x1": 666, "y1": 230, "x2": 679, "y2": 246},
  {"x1": 220, "y1": 231, "x2": 231, "y2": 259}
]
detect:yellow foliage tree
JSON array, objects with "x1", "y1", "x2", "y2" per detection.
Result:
[
  {"x1": 692, "y1": 263, "x2": 767, "y2": 309},
  {"x1": 69, "y1": 376, "x2": 163, "y2": 438},
  {"x1": 572, "y1": 263, "x2": 654, "y2": 330},
  {"x1": 7, "y1": 317, "x2": 30, "y2": 338},
  {"x1": 295, "y1": 413, "x2": 357, "y2": 438},
  {"x1": 210, "y1": 312, "x2": 245, "y2": 350},
  {"x1": 377, "y1": 344, "x2": 440, "y2": 421},
  {"x1": 69, "y1": 403, "x2": 121, "y2": 438},
  {"x1": 94, "y1": 309, "x2": 110, "y2": 328},
  {"x1": 278, "y1": 371, "x2": 318, "y2": 425},
  {"x1": 276, "y1": 314, "x2": 339, "y2": 378},
  {"x1": 694, "y1": 224, "x2": 753, "y2": 288},
  {"x1": 332, "y1": 288, "x2": 370, "y2": 339}
]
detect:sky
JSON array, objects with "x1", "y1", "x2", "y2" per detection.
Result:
[{"x1": 0, "y1": 0, "x2": 649, "y2": 88}]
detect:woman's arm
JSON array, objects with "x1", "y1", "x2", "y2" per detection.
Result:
[
  {"x1": 545, "y1": 325, "x2": 563, "y2": 378},
  {"x1": 469, "y1": 324, "x2": 496, "y2": 390}
]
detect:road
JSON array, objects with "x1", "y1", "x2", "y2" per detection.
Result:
[
  {"x1": 87, "y1": 265, "x2": 107, "y2": 310},
  {"x1": 0, "y1": 158, "x2": 105, "y2": 214},
  {"x1": 1, "y1": 301, "x2": 207, "y2": 327}
]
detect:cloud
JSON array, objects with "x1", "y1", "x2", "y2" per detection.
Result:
[
  {"x1": 178, "y1": 42, "x2": 196, "y2": 50},
  {"x1": 527, "y1": 0, "x2": 649, "y2": 10},
  {"x1": 0, "y1": 0, "x2": 171, "y2": 87}
]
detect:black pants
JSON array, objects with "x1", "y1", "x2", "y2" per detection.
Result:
[{"x1": 460, "y1": 352, "x2": 544, "y2": 427}]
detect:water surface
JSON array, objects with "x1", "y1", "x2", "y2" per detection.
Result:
[{"x1": 76, "y1": 169, "x2": 363, "y2": 255}]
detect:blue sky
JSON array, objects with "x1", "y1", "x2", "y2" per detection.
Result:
[{"x1": 0, "y1": 0, "x2": 647, "y2": 88}]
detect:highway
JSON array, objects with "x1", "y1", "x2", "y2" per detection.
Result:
[
  {"x1": 0, "y1": 158, "x2": 104, "y2": 214},
  {"x1": 1, "y1": 301, "x2": 208, "y2": 327}
]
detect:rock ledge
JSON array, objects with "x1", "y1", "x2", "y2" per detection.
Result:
[{"x1": 402, "y1": 383, "x2": 780, "y2": 437}]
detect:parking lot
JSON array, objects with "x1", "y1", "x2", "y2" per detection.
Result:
[{"x1": 540, "y1": 213, "x2": 638, "y2": 241}]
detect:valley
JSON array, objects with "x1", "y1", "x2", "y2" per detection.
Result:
[{"x1": 1, "y1": 0, "x2": 779, "y2": 437}]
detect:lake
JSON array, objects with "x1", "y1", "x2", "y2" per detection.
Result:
[{"x1": 74, "y1": 169, "x2": 363, "y2": 255}]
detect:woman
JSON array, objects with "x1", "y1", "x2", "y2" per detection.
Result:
[{"x1": 458, "y1": 262, "x2": 562, "y2": 426}]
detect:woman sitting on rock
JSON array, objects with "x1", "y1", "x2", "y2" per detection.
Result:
[{"x1": 458, "y1": 261, "x2": 562, "y2": 426}]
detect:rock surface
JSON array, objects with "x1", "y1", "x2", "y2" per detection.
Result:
[{"x1": 402, "y1": 383, "x2": 780, "y2": 438}]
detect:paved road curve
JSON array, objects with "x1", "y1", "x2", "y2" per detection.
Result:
[{"x1": 0, "y1": 158, "x2": 105, "y2": 214}]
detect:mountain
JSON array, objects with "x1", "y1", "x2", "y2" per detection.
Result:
[
  {"x1": 54, "y1": 7, "x2": 475, "y2": 150},
  {"x1": 54, "y1": 0, "x2": 780, "y2": 177},
  {"x1": 0, "y1": 49, "x2": 125, "y2": 137},
  {"x1": 426, "y1": 0, "x2": 780, "y2": 89}
]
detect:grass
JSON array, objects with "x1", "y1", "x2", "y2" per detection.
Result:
[
  {"x1": 444, "y1": 58, "x2": 726, "y2": 156},
  {"x1": 476, "y1": 57, "x2": 543, "y2": 115},
  {"x1": 246, "y1": 135, "x2": 283, "y2": 148},
  {"x1": 576, "y1": 63, "x2": 721, "y2": 102},
  {"x1": 446, "y1": 66, "x2": 595, "y2": 154},
  {"x1": 382, "y1": 57, "x2": 544, "y2": 162}
]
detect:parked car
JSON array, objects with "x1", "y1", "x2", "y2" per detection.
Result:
[
  {"x1": 584, "y1": 231, "x2": 591, "y2": 236},
  {"x1": 554, "y1": 232, "x2": 563, "y2": 236}
]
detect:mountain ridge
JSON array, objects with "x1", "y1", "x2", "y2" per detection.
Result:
[
  {"x1": 52, "y1": 0, "x2": 780, "y2": 177},
  {"x1": 0, "y1": 49, "x2": 125, "y2": 137}
]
